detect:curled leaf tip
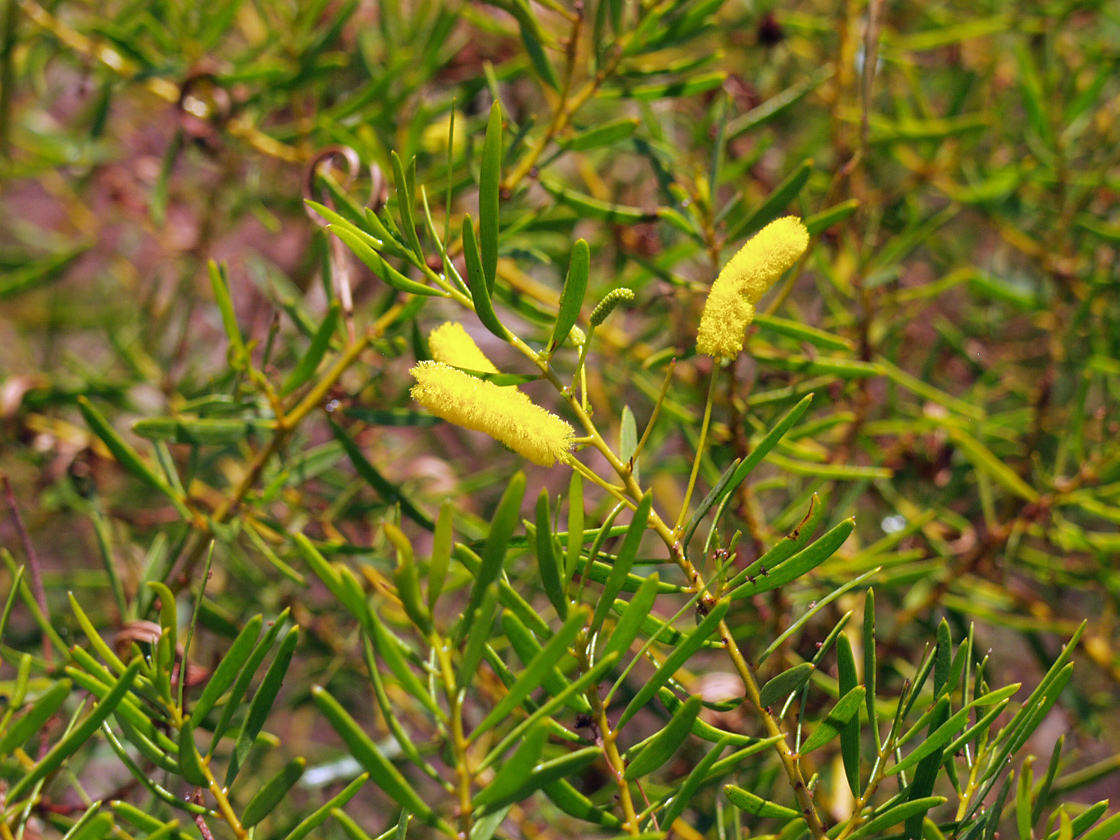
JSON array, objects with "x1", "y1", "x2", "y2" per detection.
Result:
[
  {"x1": 410, "y1": 361, "x2": 575, "y2": 467},
  {"x1": 697, "y1": 216, "x2": 809, "y2": 361}
]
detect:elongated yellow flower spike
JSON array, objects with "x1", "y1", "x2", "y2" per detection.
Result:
[
  {"x1": 410, "y1": 361, "x2": 575, "y2": 467},
  {"x1": 697, "y1": 216, "x2": 809, "y2": 361},
  {"x1": 427, "y1": 322, "x2": 499, "y2": 373}
]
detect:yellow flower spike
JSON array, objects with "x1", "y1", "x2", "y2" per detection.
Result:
[
  {"x1": 428, "y1": 322, "x2": 499, "y2": 374},
  {"x1": 697, "y1": 216, "x2": 809, "y2": 361},
  {"x1": 410, "y1": 361, "x2": 575, "y2": 467}
]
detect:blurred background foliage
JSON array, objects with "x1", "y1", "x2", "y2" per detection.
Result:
[{"x1": 2, "y1": 0, "x2": 1120, "y2": 838}]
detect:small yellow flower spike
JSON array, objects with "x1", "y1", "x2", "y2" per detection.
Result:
[
  {"x1": 428, "y1": 322, "x2": 499, "y2": 373},
  {"x1": 410, "y1": 361, "x2": 575, "y2": 467},
  {"x1": 697, "y1": 216, "x2": 809, "y2": 361}
]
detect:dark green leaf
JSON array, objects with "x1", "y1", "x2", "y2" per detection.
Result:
[
  {"x1": 624, "y1": 695, "x2": 702, "y2": 780},
  {"x1": 724, "y1": 784, "x2": 801, "y2": 822},
  {"x1": 191, "y1": 614, "x2": 263, "y2": 724},
  {"x1": 226, "y1": 625, "x2": 300, "y2": 786},
  {"x1": 837, "y1": 635, "x2": 862, "y2": 795},
  {"x1": 480, "y1": 101, "x2": 502, "y2": 293},
  {"x1": 312, "y1": 686, "x2": 446, "y2": 828},
  {"x1": 601, "y1": 572, "x2": 660, "y2": 663},
  {"x1": 797, "y1": 686, "x2": 865, "y2": 756},
  {"x1": 534, "y1": 490, "x2": 568, "y2": 618},
  {"x1": 462, "y1": 215, "x2": 511, "y2": 340},
  {"x1": 659, "y1": 737, "x2": 731, "y2": 828},
  {"x1": 474, "y1": 605, "x2": 589, "y2": 737},
  {"x1": 848, "y1": 797, "x2": 946, "y2": 840},
  {"x1": 617, "y1": 600, "x2": 729, "y2": 728},
  {"x1": 0, "y1": 679, "x2": 72, "y2": 756},
  {"x1": 473, "y1": 723, "x2": 548, "y2": 808},
  {"x1": 283, "y1": 772, "x2": 368, "y2": 840},
  {"x1": 281, "y1": 302, "x2": 341, "y2": 395},
  {"x1": 591, "y1": 492, "x2": 651, "y2": 633},
  {"x1": 549, "y1": 238, "x2": 590, "y2": 354},
  {"x1": 8, "y1": 660, "x2": 141, "y2": 803},
  {"x1": 758, "y1": 663, "x2": 815, "y2": 709}
]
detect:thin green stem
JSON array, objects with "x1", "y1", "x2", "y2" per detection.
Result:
[{"x1": 674, "y1": 366, "x2": 719, "y2": 534}]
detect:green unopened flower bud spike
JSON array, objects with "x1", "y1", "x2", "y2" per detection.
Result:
[{"x1": 573, "y1": 287, "x2": 634, "y2": 408}]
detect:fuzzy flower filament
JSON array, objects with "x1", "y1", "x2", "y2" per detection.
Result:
[
  {"x1": 697, "y1": 216, "x2": 809, "y2": 361},
  {"x1": 427, "y1": 322, "x2": 499, "y2": 373},
  {"x1": 410, "y1": 361, "x2": 575, "y2": 467}
]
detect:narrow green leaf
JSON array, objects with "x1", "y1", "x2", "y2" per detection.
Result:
[
  {"x1": 681, "y1": 458, "x2": 741, "y2": 549},
  {"x1": 804, "y1": 199, "x2": 859, "y2": 235},
  {"x1": 905, "y1": 699, "x2": 951, "y2": 839},
  {"x1": 368, "y1": 610, "x2": 443, "y2": 719},
  {"x1": 848, "y1": 798, "x2": 946, "y2": 840},
  {"x1": 68, "y1": 592, "x2": 128, "y2": 675},
  {"x1": 474, "y1": 605, "x2": 589, "y2": 737},
  {"x1": 863, "y1": 589, "x2": 880, "y2": 750},
  {"x1": 191, "y1": 614, "x2": 263, "y2": 724},
  {"x1": 624, "y1": 694, "x2": 702, "y2": 780},
  {"x1": 753, "y1": 313, "x2": 853, "y2": 352},
  {"x1": 226, "y1": 625, "x2": 300, "y2": 785},
  {"x1": 283, "y1": 772, "x2": 368, "y2": 840},
  {"x1": 428, "y1": 500, "x2": 454, "y2": 611},
  {"x1": 390, "y1": 151, "x2": 423, "y2": 258},
  {"x1": 312, "y1": 686, "x2": 446, "y2": 828},
  {"x1": 563, "y1": 118, "x2": 639, "y2": 151},
  {"x1": 836, "y1": 635, "x2": 861, "y2": 795},
  {"x1": 729, "y1": 518, "x2": 854, "y2": 601},
  {"x1": 177, "y1": 718, "x2": 208, "y2": 786},
  {"x1": 462, "y1": 215, "x2": 511, "y2": 340},
  {"x1": 458, "y1": 582, "x2": 500, "y2": 693},
  {"x1": 502, "y1": 610, "x2": 587, "y2": 710},
  {"x1": 208, "y1": 610, "x2": 290, "y2": 755},
  {"x1": 61, "y1": 809, "x2": 115, "y2": 840},
  {"x1": 330, "y1": 225, "x2": 445, "y2": 297},
  {"x1": 0, "y1": 244, "x2": 90, "y2": 300},
  {"x1": 540, "y1": 177, "x2": 657, "y2": 223},
  {"x1": 602, "y1": 572, "x2": 660, "y2": 663},
  {"x1": 77, "y1": 397, "x2": 190, "y2": 519},
  {"x1": 281, "y1": 302, "x2": 341, "y2": 395},
  {"x1": 566, "y1": 472, "x2": 584, "y2": 580},
  {"x1": 385, "y1": 523, "x2": 432, "y2": 634},
  {"x1": 713, "y1": 395, "x2": 813, "y2": 532},
  {"x1": 542, "y1": 779, "x2": 623, "y2": 827},
  {"x1": 207, "y1": 261, "x2": 247, "y2": 364},
  {"x1": 617, "y1": 600, "x2": 729, "y2": 728},
  {"x1": 726, "y1": 159, "x2": 812, "y2": 242},
  {"x1": 947, "y1": 428, "x2": 1039, "y2": 502},
  {"x1": 0, "y1": 679, "x2": 72, "y2": 756},
  {"x1": 479, "y1": 747, "x2": 600, "y2": 812},
  {"x1": 1079, "y1": 812, "x2": 1120, "y2": 840},
  {"x1": 798, "y1": 686, "x2": 865, "y2": 756},
  {"x1": 549, "y1": 239, "x2": 590, "y2": 354},
  {"x1": 473, "y1": 722, "x2": 548, "y2": 808},
  {"x1": 591, "y1": 492, "x2": 651, "y2": 633},
  {"x1": 478, "y1": 652, "x2": 619, "y2": 773},
  {"x1": 132, "y1": 416, "x2": 274, "y2": 445},
  {"x1": 659, "y1": 737, "x2": 732, "y2": 828},
  {"x1": 329, "y1": 417, "x2": 434, "y2": 530},
  {"x1": 758, "y1": 663, "x2": 815, "y2": 709},
  {"x1": 724, "y1": 784, "x2": 801, "y2": 821},
  {"x1": 724, "y1": 494, "x2": 824, "y2": 592},
  {"x1": 1016, "y1": 758, "x2": 1034, "y2": 840},
  {"x1": 480, "y1": 101, "x2": 502, "y2": 293},
  {"x1": 459, "y1": 472, "x2": 526, "y2": 643},
  {"x1": 620, "y1": 405, "x2": 640, "y2": 485},
  {"x1": 534, "y1": 490, "x2": 568, "y2": 618},
  {"x1": 8, "y1": 660, "x2": 140, "y2": 803}
]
